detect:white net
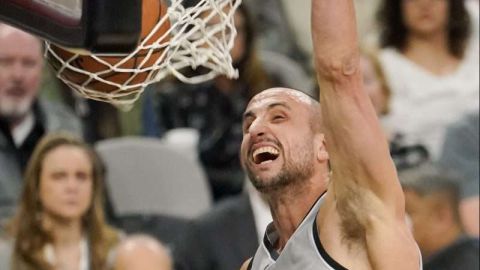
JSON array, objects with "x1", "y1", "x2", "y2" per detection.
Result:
[{"x1": 45, "y1": 0, "x2": 241, "y2": 108}]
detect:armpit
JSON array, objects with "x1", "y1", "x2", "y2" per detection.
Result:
[{"x1": 335, "y1": 183, "x2": 388, "y2": 246}]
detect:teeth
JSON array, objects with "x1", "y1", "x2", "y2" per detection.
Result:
[{"x1": 252, "y1": 146, "x2": 279, "y2": 159}]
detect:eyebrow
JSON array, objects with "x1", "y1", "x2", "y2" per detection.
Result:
[{"x1": 243, "y1": 102, "x2": 291, "y2": 120}]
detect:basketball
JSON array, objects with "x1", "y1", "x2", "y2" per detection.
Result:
[{"x1": 47, "y1": 0, "x2": 170, "y2": 93}]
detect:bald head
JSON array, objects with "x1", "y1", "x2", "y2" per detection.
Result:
[
  {"x1": 0, "y1": 23, "x2": 43, "y2": 124},
  {"x1": 249, "y1": 88, "x2": 323, "y2": 133},
  {"x1": 0, "y1": 23, "x2": 41, "y2": 44},
  {"x1": 114, "y1": 235, "x2": 172, "y2": 270}
]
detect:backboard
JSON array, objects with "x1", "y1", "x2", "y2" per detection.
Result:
[{"x1": 0, "y1": 0, "x2": 142, "y2": 53}]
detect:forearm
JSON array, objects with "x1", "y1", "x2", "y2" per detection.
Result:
[
  {"x1": 311, "y1": 0, "x2": 402, "y2": 208},
  {"x1": 311, "y1": 0, "x2": 359, "y2": 81}
]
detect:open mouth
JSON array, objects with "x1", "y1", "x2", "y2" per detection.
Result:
[{"x1": 252, "y1": 146, "x2": 279, "y2": 165}]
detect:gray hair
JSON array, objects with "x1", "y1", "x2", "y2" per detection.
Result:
[{"x1": 398, "y1": 162, "x2": 462, "y2": 197}]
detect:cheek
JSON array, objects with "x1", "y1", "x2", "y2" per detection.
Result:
[
  {"x1": 401, "y1": 0, "x2": 421, "y2": 25},
  {"x1": 26, "y1": 71, "x2": 42, "y2": 92},
  {"x1": 0, "y1": 75, "x2": 6, "y2": 88},
  {"x1": 39, "y1": 179, "x2": 57, "y2": 208},
  {"x1": 436, "y1": 1, "x2": 449, "y2": 23},
  {"x1": 231, "y1": 34, "x2": 246, "y2": 62},
  {"x1": 240, "y1": 138, "x2": 249, "y2": 157},
  {"x1": 81, "y1": 181, "x2": 94, "y2": 204}
]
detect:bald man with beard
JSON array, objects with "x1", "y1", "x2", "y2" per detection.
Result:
[{"x1": 239, "y1": 0, "x2": 421, "y2": 269}]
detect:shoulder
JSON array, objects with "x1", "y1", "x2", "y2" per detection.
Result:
[
  {"x1": 239, "y1": 258, "x2": 252, "y2": 270},
  {"x1": 0, "y1": 238, "x2": 13, "y2": 269},
  {"x1": 195, "y1": 194, "x2": 250, "y2": 228},
  {"x1": 425, "y1": 237, "x2": 479, "y2": 270},
  {"x1": 378, "y1": 48, "x2": 403, "y2": 63},
  {"x1": 38, "y1": 98, "x2": 82, "y2": 136},
  {"x1": 183, "y1": 194, "x2": 253, "y2": 247},
  {"x1": 448, "y1": 111, "x2": 479, "y2": 136}
]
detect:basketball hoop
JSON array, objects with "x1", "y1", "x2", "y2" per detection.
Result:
[{"x1": 45, "y1": 0, "x2": 241, "y2": 109}]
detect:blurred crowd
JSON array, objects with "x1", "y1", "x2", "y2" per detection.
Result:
[{"x1": 0, "y1": 0, "x2": 478, "y2": 269}]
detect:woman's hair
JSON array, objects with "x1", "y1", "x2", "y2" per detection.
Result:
[
  {"x1": 377, "y1": 0, "x2": 471, "y2": 58},
  {"x1": 231, "y1": 3, "x2": 272, "y2": 98},
  {"x1": 361, "y1": 47, "x2": 392, "y2": 116},
  {"x1": 167, "y1": 3, "x2": 272, "y2": 98},
  {"x1": 8, "y1": 132, "x2": 119, "y2": 270}
]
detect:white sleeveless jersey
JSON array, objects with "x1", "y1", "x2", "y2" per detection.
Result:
[{"x1": 248, "y1": 192, "x2": 422, "y2": 270}]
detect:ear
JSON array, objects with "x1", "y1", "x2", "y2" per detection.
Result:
[{"x1": 314, "y1": 133, "x2": 329, "y2": 162}]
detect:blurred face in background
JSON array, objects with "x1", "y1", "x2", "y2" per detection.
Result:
[
  {"x1": 360, "y1": 55, "x2": 388, "y2": 116},
  {"x1": 39, "y1": 145, "x2": 93, "y2": 224},
  {"x1": 401, "y1": 0, "x2": 450, "y2": 36},
  {"x1": 403, "y1": 188, "x2": 453, "y2": 257},
  {"x1": 206, "y1": 7, "x2": 247, "y2": 65},
  {"x1": 0, "y1": 24, "x2": 43, "y2": 122},
  {"x1": 230, "y1": 10, "x2": 247, "y2": 64}
]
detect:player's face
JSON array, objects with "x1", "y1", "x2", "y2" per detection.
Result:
[
  {"x1": 241, "y1": 89, "x2": 317, "y2": 193},
  {"x1": 39, "y1": 145, "x2": 93, "y2": 223},
  {"x1": 402, "y1": 0, "x2": 449, "y2": 36},
  {"x1": 0, "y1": 25, "x2": 43, "y2": 121}
]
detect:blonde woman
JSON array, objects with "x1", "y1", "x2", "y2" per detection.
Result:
[{"x1": 3, "y1": 132, "x2": 120, "y2": 270}]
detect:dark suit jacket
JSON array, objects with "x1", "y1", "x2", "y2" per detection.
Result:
[
  {"x1": 175, "y1": 193, "x2": 259, "y2": 270},
  {"x1": 424, "y1": 236, "x2": 479, "y2": 270}
]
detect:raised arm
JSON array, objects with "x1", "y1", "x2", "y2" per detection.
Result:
[
  {"x1": 311, "y1": 0, "x2": 404, "y2": 224},
  {"x1": 311, "y1": 2, "x2": 422, "y2": 269}
]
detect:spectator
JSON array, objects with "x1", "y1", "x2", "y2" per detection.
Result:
[
  {"x1": 359, "y1": 48, "x2": 431, "y2": 170},
  {"x1": 144, "y1": 3, "x2": 274, "y2": 201},
  {"x1": 438, "y1": 111, "x2": 479, "y2": 237},
  {"x1": 113, "y1": 234, "x2": 172, "y2": 270},
  {"x1": 61, "y1": 90, "x2": 140, "y2": 144},
  {"x1": 0, "y1": 23, "x2": 82, "y2": 221},
  {"x1": 376, "y1": 0, "x2": 479, "y2": 158},
  {"x1": 360, "y1": 48, "x2": 391, "y2": 118},
  {"x1": 242, "y1": 0, "x2": 311, "y2": 72},
  {"x1": 1, "y1": 133, "x2": 121, "y2": 270},
  {"x1": 175, "y1": 181, "x2": 271, "y2": 270},
  {"x1": 400, "y1": 162, "x2": 479, "y2": 270}
]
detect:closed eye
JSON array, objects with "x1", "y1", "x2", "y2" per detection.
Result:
[
  {"x1": 243, "y1": 119, "x2": 253, "y2": 133},
  {"x1": 272, "y1": 114, "x2": 286, "y2": 122}
]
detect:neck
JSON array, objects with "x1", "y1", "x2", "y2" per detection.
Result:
[
  {"x1": 265, "y1": 174, "x2": 328, "y2": 251},
  {"x1": 405, "y1": 30, "x2": 450, "y2": 55},
  {"x1": 404, "y1": 30, "x2": 450, "y2": 56},
  {"x1": 44, "y1": 215, "x2": 84, "y2": 248},
  {"x1": 403, "y1": 31, "x2": 461, "y2": 75}
]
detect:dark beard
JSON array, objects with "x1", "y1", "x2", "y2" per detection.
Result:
[{"x1": 247, "y1": 153, "x2": 315, "y2": 194}]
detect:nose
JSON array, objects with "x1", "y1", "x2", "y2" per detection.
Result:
[
  {"x1": 65, "y1": 176, "x2": 80, "y2": 193},
  {"x1": 9, "y1": 62, "x2": 25, "y2": 83},
  {"x1": 248, "y1": 117, "x2": 268, "y2": 139}
]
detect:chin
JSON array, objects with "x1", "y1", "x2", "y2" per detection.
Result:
[
  {"x1": 248, "y1": 173, "x2": 287, "y2": 193},
  {"x1": 0, "y1": 99, "x2": 33, "y2": 119},
  {"x1": 54, "y1": 209, "x2": 87, "y2": 221}
]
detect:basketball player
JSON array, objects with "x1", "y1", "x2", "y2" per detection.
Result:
[{"x1": 240, "y1": 0, "x2": 421, "y2": 269}]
